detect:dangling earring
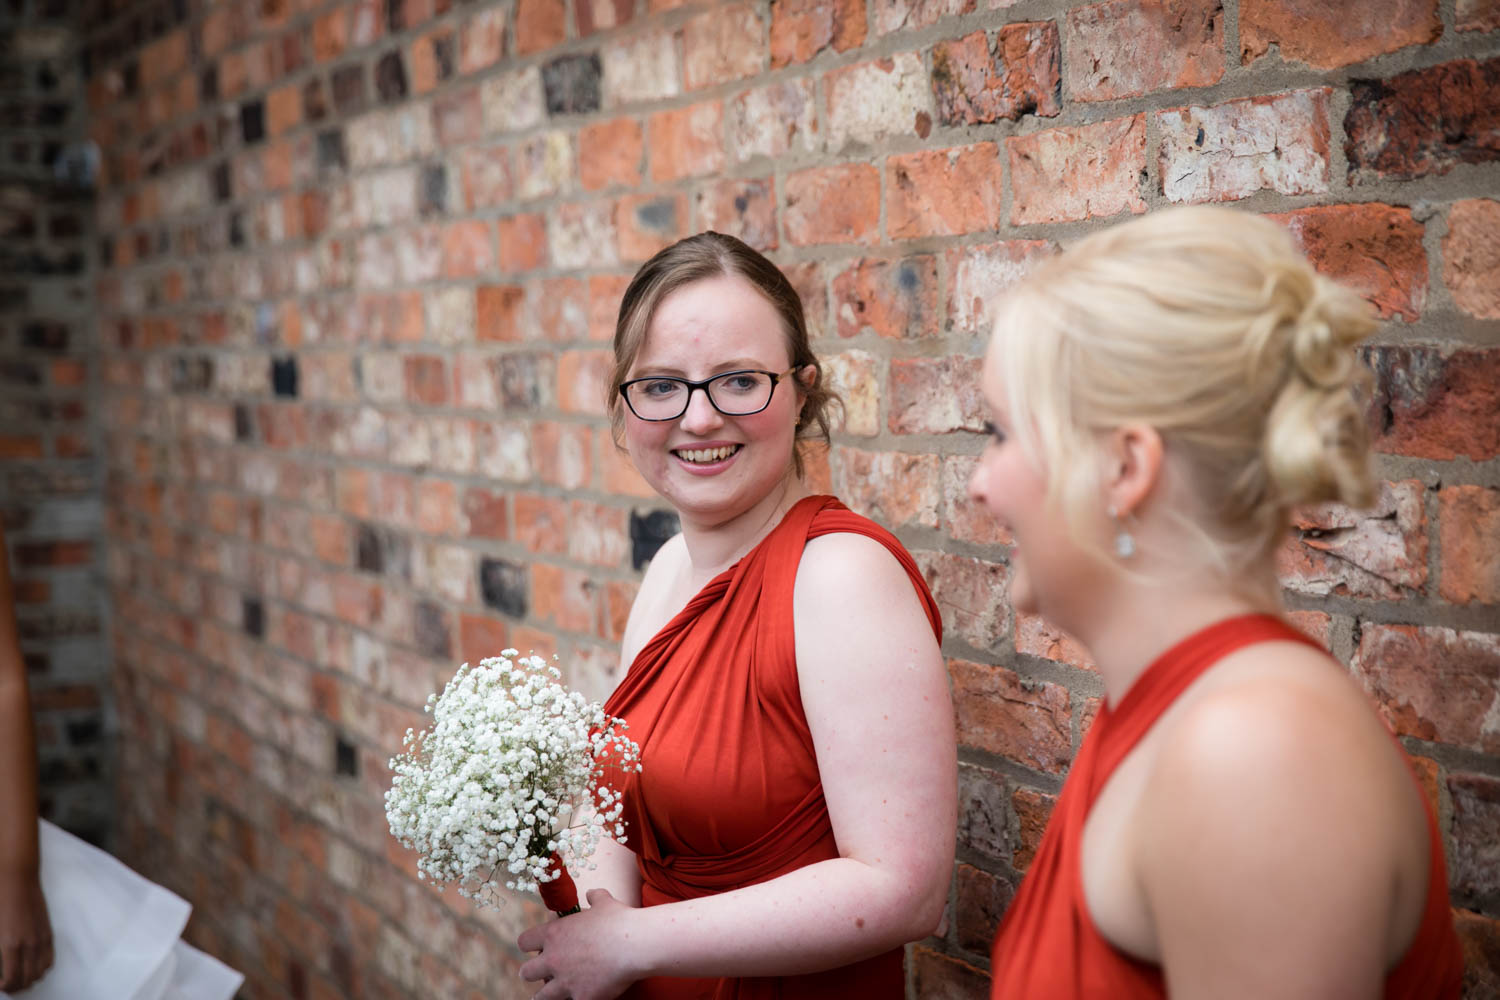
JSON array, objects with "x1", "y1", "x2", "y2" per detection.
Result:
[{"x1": 1107, "y1": 505, "x2": 1136, "y2": 560}]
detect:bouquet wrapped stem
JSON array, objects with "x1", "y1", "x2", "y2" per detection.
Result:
[{"x1": 385, "y1": 650, "x2": 641, "y2": 915}]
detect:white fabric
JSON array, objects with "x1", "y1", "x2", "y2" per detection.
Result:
[{"x1": 3, "y1": 821, "x2": 243, "y2": 1000}]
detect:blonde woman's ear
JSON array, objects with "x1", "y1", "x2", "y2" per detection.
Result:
[{"x1": 1104, "y1": 423, "x2": 1164, "y2": 519}]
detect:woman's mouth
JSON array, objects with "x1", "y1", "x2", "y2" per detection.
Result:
[{"x1": 674, "y1": 444, "x2": 741, "y2": 465}]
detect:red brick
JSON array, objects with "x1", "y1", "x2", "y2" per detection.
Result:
[
  {"x1": 1443, "y1": 199, "x2": 1500, "y2": 320},
  {"x1": 569, "y1": 500, "x2": 629, "y2": 567},
  {"x1": 887, "y1": 355, "x2": 986, "y2": 434},
  {"x1": 403, "y1": 355, "x2": 448, "y2": 406},
  {"x1": 1455, "y1": 909, "x2": 1500, "y2": 999},
  {"x1": 312, "y1": 9, "x2": 348, "y2": 61},
  {"x1": 1011, "y1": 785, "x2": 1055, "y2": 872},
  {"x1": 532, "y1": 564, "x2": 596, "y2": 634},
  {"x1": 516, "y1": 0, "x2": 566, "y2": 54},
  {"x1": 682, "y1": 4, "x2": 765, "y2": 89},
  {"x1": 514, "y1": 494, "x2": 569, "y2": 555},
  {"x1": 476, "y1": 285, "x2": 527, "y2": 341},
  {"x1": 930, "y1": 23, "x2": 1060, "y2": 127},
  {"x1": 1345, "y1": 58, "x2": 1500, "y2": 183},
  {"x1": 348, "y1": 0, "x2": 383, "y2": 46},
  {"x1": 532, "y1": 423, "x2": 592, "y2": 489},
  {"x1": 909, "y1": 946, "x2": 990, "y2": 997},
  {"x1": 1459, "y1": 0, "x2": 1500, "y2": 31},
  {"x1": 1284, "y1": 610, "x2": 1333, "y2": 650},
  {"x1": 1065, "y1": 0, "x2": 1223, "y2": 100},
  {"x1": 433, "y1": 85, "x2": 483, "y2": 146},
  {"x1": 873, "y1": 0, "x2": 973, "y2": 34},
  {"x1": 309, "y1": 514, "x2": 351, "y2": 565},
  {"x1": 1158, "y1": 89, "x2": 1331, "y2": 204},
  {"x1": 942, "y1": 455, "x2": 1013, "y2": 547},
  {"x1": 0, "y1": 436, "x2": 43, "y2": 458},
  {"x1": 1439, "y1": 486, "x2": 1500, "y2": 605},
  {"x1": 558, "y1": 349, "x2": 612, "y2": 415},
  {"x1": 16, "y1": 541, "x2": 92, "y2": 567},
  {"x1": 415, "y1": 479, "x2": 460, "y2": 536},
  {"x1": 461, "y1": 613, "x2": 509, "y2": 665},
  {"x1": 531, "y1": 276, "x2": 589, "y2": 343},
  {"x1": 770, "y1": 0, "x2": 865, "y2": 68},
  {"x1": 577, "y1": 0, "x2": 634, "y2": 36},
  {"x1": 694, "y1": 178, "x2": 777, "y2": 252},
  {"x1": 832, "y1": 255, "x2": 937, "y2": 339},
  {"x1": 578, "y1": 118, "x2": 643, "y2": 191},
  {"x1": 589, "y1": 274, "x2": 632, "y2": 341},
  {"x1": 1449, "y1": 773, "x2": 1500, "y2": 901},
  {"x1": 1278, "y1": 480, "x2": 1428, "y2": 601},
  {"x1": 728, "y1": 79, "x2": 819, "y2": 162},
  {"x1": 945, "y1": 240, "x2": 1057, "y2": 336},
  {"x1": 825, "y1": 52, "x2": 934, "y2": 150},
  {"x1": 496, "y1": 213, "x2": 547, "y2": 274},
  {"x1": 1241, "y1": 0, "x2": 1439, "y2": 70},
  {"x1": 548, "y1": 201, "x2": 620, "y2": 269},
  {"x1": 952, "y1": 656, "x2": 1075, "y2": 771},
  {"x1": 919, "y1": 552, "x2": 1010, "y2": 650},
  {"x1": 617, "y1": 192, "x2": 689, "y2": 263},
  {"x1": 648, "y1": 102, "x2": 725, "y2": 182},
  {"x1": 955, "y1": 863, "x2": 1014, "y2": 954},
  {"x1": 1007, "y1": 115, "x2": 1146, "y2": 225},
  {"x1": 408, "y1": 28, "x2": 455, "y2": 95},
  {"x1": 460, "y1": 6, "x2": 507, "y2": 73},
  {"x1": 1269, "y1": 203, "x2": 1427, "y2": 321},
  {"x1": 1353, "y1": 625, "x2": 1500, "y2": 754},
  {"x1": 887, "y1": 143, "x2": 1003, "y2": 239},
  {"x1": 1015, "y1": 612, "x2": 1096, "y2": 672},
  {"x1": 833, "y1": 447, "x2": 942, "y2": 528},
  {"x1": 784, "y1": 164, "x2": 879, "y2": 246},
  {"x1": 1362, "y1": 346, "x2": 1500, "y2": 461},
  {"x1": 462, "y1": 487, "x2": 509, "y2": 538},
  {"x1": 441, "y1": 220, "x2": 494, "y2": 278}
]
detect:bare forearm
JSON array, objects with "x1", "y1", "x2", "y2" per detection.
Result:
[
  {"x1": 0, "y1": 681, "x2": 42, "y2": 873},
  {"x1": 573, "y1": 836, "x2": 641, "y2": 908}
]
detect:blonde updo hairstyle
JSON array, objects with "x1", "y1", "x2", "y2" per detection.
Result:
[{"x1": 989, "y1": 205, "x2": 1377, "y2": 597}]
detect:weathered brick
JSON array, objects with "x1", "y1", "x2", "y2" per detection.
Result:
[
  {"x1": 833, "y1": 447, "x2": 942, "y2": 528},
  {"x1": 1353, "y1": 625, "x2": 1500, "y2": 754},
  {"x1": 516, "y1": 0, "x2": 566, "y2": 55},
  {"x1": 476, "y1": 285, "x2": 527, "y2": 341},
  {"x1": 957, "y1": 761, "x2": 1010, "y2": 860},
  {"x1": 783, "y1": 164, "x2": 879, "y2": 246},
  {"x1": 589, "y1": 275, "x2": 632, "y2": 341},
  {"x1": 873, "y1": 0, "x2": 973, "y2": 34},
  {"x1": 1455, "y1": 910, "x2": 1500, "y2": 999},
  {"x1": 577, "y1": 0, "x2": 634, "y2": 36},
  {"x1": 531, "y1": 276, "x2": 589, "y2": 343},
  {"x1": 930, "y1": 23, "x2": 1059, "y2": 127},
  {"x1": 950, "y1": 657, "x2": 1071, "y2": 771},
  {"x1": 514, "y1": 131, "x2": 576, "y2": 202},
  {"x1": 1011, "y1": 785, "x2": 1054, "y2": 871},
  {"x1": 617, "y1": 193, "x2": 689, "y2": 263},
  {"x1": 910, "y1": 947, "x2": 990, "y2": 997},
  {"x1": 694, "y1": 178, "x2": 776, "y2": 252},
  {"x1": 1007, "y1": 115, "x2": 1147, "y2": 225},
  {"x1": 887, "y1": 355, "x2": 986, "y2": 434},
  {"x1": 824, "y1": 52, "x2": 934, "y2": 150},
  {"x1": 432, "y1": 85, "x2": 482, "y2": 146},
  {"x1": 569, "y1": 500, "x2": 629, "y2": 567},
  {"x1": 459, "y1": 143, "x2": 512, "y2": 210},
  {"x1": 1278, "y1": 480, "x2": 1428, "y2": 601},
  {"x1": 1158, "y1": 89, "x2": 1331, "y2": 203},
  {"x1": 1365, "y1": 345, "x2": 1500, "y2": 461},
  {"x1": 1449, "y1": 773, "x2": 1500, "y2": 902},
  {"x1": 943, "y1": 455, "x2": 1013, "y2": 547},
  {"x1": 459, "y1": 613, "x2": 509, "y2": 662},
  {"x1": 1345, "y1": 58, "x2": 1500, "y2": 183},
  {"x1": 648, "y1": 102, "x2": 725, "y2": 183},
  {"x1": 578, "y1": 118, "x2": 643, "y2": 191},
  {"x1": 770, "y1": 0, "x2": 866, "y2": 68},
  {"x1": 945, "y1": 240, "x2": 1056, "y2": 336},
  {"x1": 683, "y1": 5, "x2": 765, "y2": 90},
  {"x1": 460, "y1": 6, "x2": 507, "y2": 73},
  {"x1": 728, "y1": 78, "x2": 819, "y2": 162},
  {"x1": 500, "y1": 352, "x2": 557, "y2": 408},
  {"x1": 821, "y1": 351, "x2": 881, "y2": 435},
  {"x1": 532, "y1": 423, "x2": 592, "y2": 489},
  {"x1": 1458, "y1": 0, "x2": 1500, "y2": 31},
  {"x1": 480, "y1": 67, "x2": 546, "y2": 135},
  {"x1": 1066, "y1": 0, "x2": 1224, "y2": 101},
  {"x1": 532, "y1": 564, "x2": 596, "y2": 633},
  {"x1": 557, "y1": 349, "x2": 612, "y2": 415},
  {"x1": 887, "y1": 143, "x2": 1003, "y2": 239},
  {"x1": 832, "y1": 255, "x2": 937, "y2": 339},
  {"x1": 441, "y1": 220, "x2": 494, "y2": 278},
  {"x1": 424, "y1": 286, "x2": 474, "y2": 344},
  {"x1": 408, "y1": 28, "x2": 456, "y2": 95},
  {"x1": 1241, "y1": 0, "x2": 1439, "y2": 70},
  {"x1": 498, "y1": 214, "x2": 549, "y2": 273},
  {"x1": 1443, "y1": 199, "x2": 1500, "y2": 320},
  {"x1": 603, "y1": 31, "x2": 681, "y2": 108},
  {"x1": 955, "y1": 863, "x2": 1015, "y2": 955},
  {"x1": 548, "y1": 202, "x2": 620, "y2": 269},
  {"x1": 514, "y1": 494, "x2": 569, "y2": 555},
  {"x1": 1016, "y1": 612, "x2": 1096, "y2": 672},
  {"x1": 1439, "y1": 486, "x2": 1500, "y2": 605},
  {"x1": 1270, "y1": 203, "x2": 1427, "y2": 321},
  {"x1": 920, "y1": 552, "x2": 1010, "y2": 651}
]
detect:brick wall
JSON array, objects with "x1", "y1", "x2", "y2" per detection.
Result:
[
  {"x1": 0, "y1": 0, "x2": 110, "y2": 843},
  {"x1": 8, "y1": 0, "x2": 1497, "y2": 996}
]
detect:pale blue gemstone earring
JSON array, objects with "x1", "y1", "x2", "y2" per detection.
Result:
[{"x1": 1108, "y1": 505, "x2": 1136, "y2": 559}]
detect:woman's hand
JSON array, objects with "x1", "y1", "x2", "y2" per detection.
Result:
[
  {"x1": 0, "y1": 869, "x2": 53, "y2": 993},
  {"x1": 518, "y1": 888, "x2": 643, "y2": 1000}
]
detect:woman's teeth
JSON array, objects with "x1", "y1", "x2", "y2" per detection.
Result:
[{"x1": 677, "y1": 445, "x2": 739, "y2": 464}]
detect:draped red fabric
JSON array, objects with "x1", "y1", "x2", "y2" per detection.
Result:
[
  {"x1": 989, "y1": 614, "x2": 1464, "y2": 999},
  {"x1": 602, "y1": 495, "x2": 942, "y2": 1000}
]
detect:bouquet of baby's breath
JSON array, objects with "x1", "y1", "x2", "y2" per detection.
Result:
[{"x1": 385, "y1": 650, "x2": 642, "y2": 912}]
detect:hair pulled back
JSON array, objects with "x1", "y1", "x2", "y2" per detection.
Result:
[
  {"x1": 990, "y1": 205, "x2": 1377, "y2": 586},
  {"x1": 606, "y1": 232, "x2": 835, "y2": 478}
]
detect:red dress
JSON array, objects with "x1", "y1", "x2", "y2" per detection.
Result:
[
  {"x1": 989, "y1": 614, "x2": 1464, "y2": 998},
  {"x1": 602, "y1": 496, "x2": 942, "y2": 1000}
]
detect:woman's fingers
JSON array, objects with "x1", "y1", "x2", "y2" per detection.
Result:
[{"x1": 519, "y1": 953, "x2": 552, "y2": 983}]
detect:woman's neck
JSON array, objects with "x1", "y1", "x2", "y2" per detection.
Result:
[{"x1": 677, "y1": 475, "x2": 810, "y2": 586}]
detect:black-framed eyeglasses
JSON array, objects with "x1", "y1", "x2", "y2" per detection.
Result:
[{"x1": 618, "y1": 368, "x2": 798, "y2": 422}]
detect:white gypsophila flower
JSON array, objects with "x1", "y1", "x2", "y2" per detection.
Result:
[{"x1": 384, "y1": 650, "x2": 642, "y2": 907}]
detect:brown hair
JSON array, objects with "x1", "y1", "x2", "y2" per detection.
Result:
[{"x1": 606, "y1": 231, "x2": 836, "y2": 477}]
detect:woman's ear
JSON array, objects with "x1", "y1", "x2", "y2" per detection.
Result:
[{"x1": 1105, "y1": 423, "x2": 1163, "y2": 518}]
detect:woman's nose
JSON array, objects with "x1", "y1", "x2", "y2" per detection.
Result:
[{"x1": 678, "y1": 385, "x2": 724, "y2": 432}]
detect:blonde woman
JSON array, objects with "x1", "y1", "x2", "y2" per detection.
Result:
[{"x1": 970, "y1": 206, "x2": 1463, "y2": 998}]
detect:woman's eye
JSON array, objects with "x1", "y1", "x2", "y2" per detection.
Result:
[
  {"x1": 642, "y1": 380, "x2": 681, "y2": 397},
  {"x1": 719, "y1": 374, "x2": 763, "y2": 393},
  {"x1": 983, "y1": 421, "x2": 1006, "y2": 443}
]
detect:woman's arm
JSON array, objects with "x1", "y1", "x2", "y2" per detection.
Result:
[
  {"x1": 518, "y1": 532, "x2": 956, "y2": 999},
  {"x1": 0, "y1": 522, "x2": 54, "y2": 992}
]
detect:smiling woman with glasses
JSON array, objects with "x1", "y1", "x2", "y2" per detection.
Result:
[{"x1": 517, "y1": 232, "x2": 957, "y2": 1000}]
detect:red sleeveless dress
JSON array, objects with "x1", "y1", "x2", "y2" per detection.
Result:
[
  {"x1": 603, "y1": 495, "x2": 942, "y2": 1000},
  {"x1": 989, "y1": 614, "x2": 1464, "y2": 999}
]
